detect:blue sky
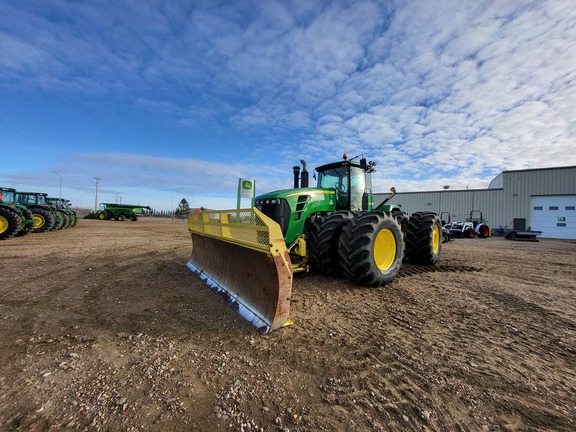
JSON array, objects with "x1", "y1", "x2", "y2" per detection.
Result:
[{"x1": 1, "y1": 0, "x2": 575, "y2": 211}]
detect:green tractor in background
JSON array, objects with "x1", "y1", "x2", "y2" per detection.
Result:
[
  {"x1": 0, "y1": 187, "x2": 35, "y2": 239},
  {"x1": 63, "y1": 199, "x2": 79, "y2": 227},
  {"x1": 96, "y1": 203, "x2": 151, "y2": 221},
  {"x1": 15, "y1": 192, "x2": 61, "y2": 232},
  {"x1": 187, "y1": 154, "x2": 442, "y2": 334},
  {"x1": 46, "y1": 197, "x2": 78, "y2": 228}
]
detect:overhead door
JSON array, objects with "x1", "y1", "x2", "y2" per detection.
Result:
[{"x1": 530, "y1": 196, "x2": 576, "y2": 239}]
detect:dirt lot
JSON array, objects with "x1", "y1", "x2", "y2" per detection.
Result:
[{"x1": 0, "y1": 218, "x2": 575, "y2": 431}]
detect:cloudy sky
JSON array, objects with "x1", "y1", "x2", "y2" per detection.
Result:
[{"x1": 1, "y1": 0, "x2": 575, "y2": 211}]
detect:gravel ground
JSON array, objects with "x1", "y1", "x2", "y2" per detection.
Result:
[{"x1": 1, "y1": 218, "x2": 575, "y2": 431}]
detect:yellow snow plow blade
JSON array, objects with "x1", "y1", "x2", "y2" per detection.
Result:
[{"x1": 187, "y1": 208, "x2": 293, "y2": 334}]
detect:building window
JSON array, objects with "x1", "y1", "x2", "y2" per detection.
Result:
[
  {"x1": 566, "y1": 206, "x2": 575, "y2": 210},
  {"x1": 549, "y1": 206, "x2": 559, "y2": 210},
  {"x1": 533, "y1": 206, "x2": 543, "y2": 210}
]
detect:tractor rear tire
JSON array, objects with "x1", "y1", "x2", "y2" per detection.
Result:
[
  {"x1": 66, "y1": 213, "x2": 75, "y2": 228},
  {"x1": 52, "y1": 213, "x2": 63, "y2": 230},
  {"x1": 59, "y1": 212, "x2": 69, "y2": 229},
  {"x1": 339, "y1": 211, "x2": 404, "y2": 287},
  {"x1": 406, "y1": 212, "x2": 442, "y2": 265},
  {"x1": 310, "y1": 210, "x2": 355, "y2": 276},
  {"x1": 32, "y1": 208, "x2": 55, "y2": 233},
  {"x1": 0, "y1": 207, "x2": 22, "y2": 240}
]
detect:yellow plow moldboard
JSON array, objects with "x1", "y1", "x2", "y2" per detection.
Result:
[{"x1": 187, "y1": 208, "x2": 293, "y2": 334}]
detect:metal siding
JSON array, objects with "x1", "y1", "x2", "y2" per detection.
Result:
[{"x1": 374, "y1": 166, "x2": 576, "y2": 238}]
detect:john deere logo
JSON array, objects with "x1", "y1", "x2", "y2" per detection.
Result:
[{"x1": 242, "y1": 181, "x2": 253, "y2": 190}]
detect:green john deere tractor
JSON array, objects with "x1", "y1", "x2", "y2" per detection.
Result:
[
  {"x1": 46, "y1": 197, "x2": 78, "y2": 228},
  {"x1": 0, "y1": 187, "x2": 35, "y2": 239},
  {"x1": 15, "y1": 192, "x2": 61, "y2": 233},
  {"x1": 96, "y1": 203, "x2": 151, "y2": 221},
  {"x1": 63, "y1": 199, "x2": 79, "y2": 227},
  {"x1": 187, "y1": 154, "x2": 442, "y2": 334}
]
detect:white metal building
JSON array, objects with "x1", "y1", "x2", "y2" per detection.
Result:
[{"x1": 374, "y1": 166, "x2": 576, "y2": 240}]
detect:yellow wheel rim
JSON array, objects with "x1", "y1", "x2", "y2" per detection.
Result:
[
  {"x1": 98, "y1": 213, "x2": 105, "y2": 220},
  {"x1": 33, "y1": 214, "x2": 45, "y2": 228},
  {"x1": 373, "y1": 229, "x2": 396, "y2": 271},
  {"x1": 0, "y1": 215, "x2": 8, "y2": 233},
  {"x1": 432, "y1": 225, "x2": 440, "y2": 254}
]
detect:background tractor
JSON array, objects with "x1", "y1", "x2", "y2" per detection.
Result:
[
  {"x1": 63, "y1": 199, "x2": 79, "y2": 227},
  {"x1": 96, "y1": 203, "x2": 151, "y2": 221},
  {"x1": 187, "y1": 154, "x2": 442, "y2": 334},
  {"x1": 0, "y1": 188, "x2": 35, "y2": 240},
  {"x1": 15, "y1": 192, "x2": 59, "y2": 232},
  {"x1": 446, "y1": 210, "x2": 490, "y2": 239},
  {"x1": 46, "y1": 197, "x2": 78, "y2": 228}
]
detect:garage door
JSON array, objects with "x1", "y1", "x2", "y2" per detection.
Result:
[{"x1": 530, "y1": 196, "x2": 576, "y2": 239}]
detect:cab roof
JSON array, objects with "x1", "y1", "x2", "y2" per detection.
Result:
[{"x1": 315, "y1": 160, "x2": 364, "y2": 172}]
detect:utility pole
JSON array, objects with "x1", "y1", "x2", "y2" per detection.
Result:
[{"x1": 93, "y1": 177, "x2": 101, "y2": 211}]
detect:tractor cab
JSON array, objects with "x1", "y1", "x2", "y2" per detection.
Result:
[
  {"x1": 0, "y1": 187, "x2": 17, "y2": 204},
  {"x1": 15, "y1": 192, "x2": 48, "y2": 207},
  {"x1": 315, "y1": 154, "x2": 375, "y2": 211}
]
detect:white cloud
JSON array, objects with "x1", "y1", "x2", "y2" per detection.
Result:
[{"x1": 1, "y1": 0, "x2": 576, "y2": 208}]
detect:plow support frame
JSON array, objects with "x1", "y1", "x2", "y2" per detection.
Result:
[{"x1": 187, "y1": 208, "x2": 293, "y2": 334}]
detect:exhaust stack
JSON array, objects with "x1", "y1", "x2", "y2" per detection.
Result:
[
  {"x1": 300, "y1": 160, "x2": 309, "y2": 188},
  {"x1": 293, "y1": 166, "x2": 300, "y2": 188}
]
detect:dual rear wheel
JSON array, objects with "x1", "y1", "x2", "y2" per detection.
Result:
[{"x1": 309, "y1": 210, "x2": 442, "y2": 287}]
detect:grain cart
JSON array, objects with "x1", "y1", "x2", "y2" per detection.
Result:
[
  {"x1": 15, "y1": 192, "x2": 60, "y2": 232},
  {"x1": 96, "y1": 203, "x2": 151, "y2": 221},
  {"x1": 0, "y1": 188, "x2": 35, "y2": 239},
  {"x1": 187, "y1": 154, "x2": 442, "y2": 334}
]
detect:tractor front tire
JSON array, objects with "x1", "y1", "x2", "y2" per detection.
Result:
[
  {"x1": 310, "y1": 210, "x2": 355, "y2": 276},
  {"x1": 406, "y1": 212, "x2": 442, "y2": 265},
  {"x1": 339, "y1": 211, "x2": 404, "y2": 287},
  {"x1": 32, "y1": 209, "x2": 55, "y2": 233},
  {"x1": 0, "y1": 207, "x2": 22, "y2": 240}
]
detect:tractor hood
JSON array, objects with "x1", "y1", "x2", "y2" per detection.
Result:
[{"x1": 255, "y1": 187, "x2": 335, "y2": 202}]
